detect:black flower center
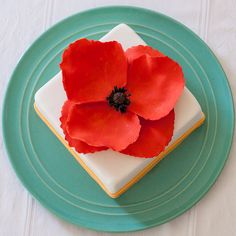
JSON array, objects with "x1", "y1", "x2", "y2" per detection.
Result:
[{"x1": 107, "y1": 86, "x2": 131, "y2": 113}]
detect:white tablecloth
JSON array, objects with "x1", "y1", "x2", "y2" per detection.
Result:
[{"x1": 1, "y1": 0, "x2": 236, "y2": 235}]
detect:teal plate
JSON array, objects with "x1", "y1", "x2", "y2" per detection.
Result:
[{"x1": 2, "y1": 6, "x2": 234, "y2": 232}]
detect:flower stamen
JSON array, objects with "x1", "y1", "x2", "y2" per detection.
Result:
[{"x1": 107, "y1": 86, "x2": 131, "y2": 113}]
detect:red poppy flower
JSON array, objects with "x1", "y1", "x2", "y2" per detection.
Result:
[{"x1": 60, "y1": 39, "x2": 185, "y2": 158}]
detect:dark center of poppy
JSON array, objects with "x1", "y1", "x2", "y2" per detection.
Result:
[{"x1": 107, "y1": 86, "x2": 131, "y2": 113}]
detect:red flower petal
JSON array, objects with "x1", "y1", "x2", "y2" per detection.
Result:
[
  {"x1": 121, "y1": 110, "x2": 175, "y2": 158},
  {"x1": 60, "y1": 39, "x2": 127, "y2": 104},
  {"x1": 126, "y1": 45, "x2": 165, "y2": 63},
  {"x1": 60, "y1": 100, "x2": 107, "y2": 153},
  {"x1": 66, "y1": 102, "x2": 141, "y2": 151},
  {"x1": 127, "y1": 56, "x2": 185, "y2": 120}
]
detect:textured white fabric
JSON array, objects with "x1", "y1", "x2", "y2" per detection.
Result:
[{"x1": 0, "y1": 0, "x2": 236, "y2": 235}]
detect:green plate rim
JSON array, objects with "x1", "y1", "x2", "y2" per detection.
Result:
[{"x1": 2, "y1": 6, "x2": 235, "y2": 232}]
